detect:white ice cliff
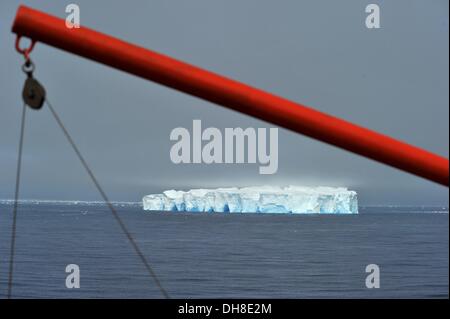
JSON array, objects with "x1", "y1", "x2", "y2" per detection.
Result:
[{"x1": 142, "y1": 186, "x2": 358, "y2": 214}]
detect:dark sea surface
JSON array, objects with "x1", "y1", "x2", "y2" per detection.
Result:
[{"x1": 0, "y1": 202, "x2": 448, "y2": 299}]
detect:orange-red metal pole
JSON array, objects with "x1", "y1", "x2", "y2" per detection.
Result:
[{"x1": 11, "y1": 5, "x2": 449, "y2": 186}]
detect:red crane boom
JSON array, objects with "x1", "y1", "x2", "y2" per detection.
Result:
[{"x1": 11, "y1": 5, "x2": 449, "y2": 186}]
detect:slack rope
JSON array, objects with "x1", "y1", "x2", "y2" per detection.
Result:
[
  {"x1": 7, "y1": 103, "x2": 27, "y2": 299},
  {"x1": 45, "y1": 99, "x2": 170, "y2": 299},
  {"x1": 8, "y1": 52, "x2": 169, "y2": 298}
]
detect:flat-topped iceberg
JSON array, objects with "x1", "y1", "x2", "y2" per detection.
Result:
[{"x1": 142, "y1": 186, "x2": 358, "y2": 214}]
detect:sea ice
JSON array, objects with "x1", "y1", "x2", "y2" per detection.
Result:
[{"x1": 142, "y1": 186, "x2": 358, "y2": 214}]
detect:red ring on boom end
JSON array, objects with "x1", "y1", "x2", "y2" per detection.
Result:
[{"x1": 15, "y1": 35, "x2": 35, "y2": 60}]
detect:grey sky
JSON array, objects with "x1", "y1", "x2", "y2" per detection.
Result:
[{"x1": 0, "y1": 0, "x2": 448, "y2": 205}]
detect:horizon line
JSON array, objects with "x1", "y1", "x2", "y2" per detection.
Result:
[{"x1": 0, "y1": 199, "x2": 448, "y2": 209}]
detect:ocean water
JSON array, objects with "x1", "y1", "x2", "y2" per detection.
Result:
[{"x1": 0, "y1": 202, "x2": 448, "y2": 299}]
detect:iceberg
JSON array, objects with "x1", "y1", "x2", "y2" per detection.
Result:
[{"x1": 142, "y1": 186, "x2": 358, "y2": 214}]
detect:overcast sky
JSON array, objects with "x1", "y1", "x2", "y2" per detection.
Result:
[{"x1": 0, "y1": 0, "x2": 448, "y2": 205}]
